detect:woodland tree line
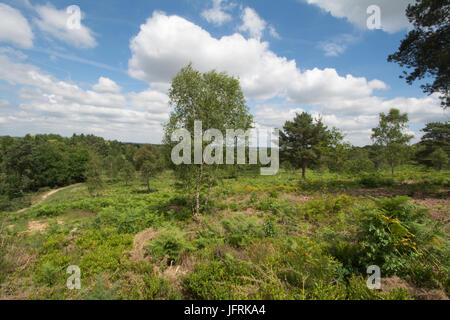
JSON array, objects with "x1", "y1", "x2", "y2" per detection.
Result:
[
  {"x1": 1, "y1": 0, "x2": 448, "y2": 213},
  {"x1": 0, "y1": 66, "x2": 448, "y2": 214},
  {"x1": 0, "y1": 114, "x2": 448, "y2": 212}
]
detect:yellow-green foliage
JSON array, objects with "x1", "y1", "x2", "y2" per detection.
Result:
[{"x1": 0, "y1": 167, "x2": 448, "y2": 300}]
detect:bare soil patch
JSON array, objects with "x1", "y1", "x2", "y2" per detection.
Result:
[
  {"x1": 280, "y1": 193, "x2": 313, "y2": 204},
  {"x1": 17, "y1": 183, "x2": 82, "y2": 214},
  {"x1": 339, "y1": 188, "x2": 408, "y2": 198},
  {"x1": 162, "y1": 255, "x2": 196, "y2": 291},
  {"x1": 129, "y1": 228, "x2": 158, "y2": 261},
  {"x1": 0, "y1": 277, "x2": 34, "y2": 300},
  {"x1": 382, "y1": 277, "x2": 448, "y2": 300},
  {"x1": 27, "y1": 221, "x2": 48, "y2": 234},
  {"x1": 412, "y1": 198, "x2": 449, "y2": 221},
  {"x1": 224, "y1": 194, "x2": 251, "y2": 204}
]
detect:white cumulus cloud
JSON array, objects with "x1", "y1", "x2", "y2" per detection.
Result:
[
  {"x1": 128, "y1": 89, "x2": 170, "y2": 114},
  {"x1": 34, "y1": 4, "x2": 97, "y2": 48},
  {"x1": 301, "y1": 0, "x2": 415, "y2": 33},
  {"x1": 128, "y1": 12, "x2": 381, "y2": 103},
  {"x1": 318, "y1": 34, "x2": 360, "y2": 57},
  {"x1": 239, "y1": 7, "x2": 267, "y2": 40},
  {"x1": 201, "y1": 0, "x2": 233, "y2": 26},
  {"x1": 93, "y1": 77, "x2": 122, "y2": 93},
  {"x1": 0, "y1": 3, "x2": 34, "y2": 48},
  {"x1": 125, "y1": 11, "x2": 448, "y2": 145}
]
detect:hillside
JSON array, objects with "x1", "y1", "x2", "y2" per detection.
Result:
[{"x1": 1, "y1": 167, "x2": 448, "y2": 300}]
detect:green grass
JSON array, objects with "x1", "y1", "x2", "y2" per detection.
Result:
[{"x1": 0, "y1": 167, "x2": 448, "y2": 300}]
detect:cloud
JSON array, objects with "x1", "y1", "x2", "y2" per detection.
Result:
[
  {"x1": 1, "y1": 10, "x2": 445, "y2": 146},
  {"x1": 0, "y1": 99, "x2": 11, "y2": 108},
  {"x1": 201, "y1": 0, "x2": 233, "y2": 26},
  {"x1": 254, "y1": 104, "x2": 305, "y2": 128},
  {"x1": 126, "y1": 12, "x2": 448, "y2": 145},
  {"x1": 268, "y1": 25, "x2": 280, "y2": 39},
  {"x1": 0, "y1": 54, "x2": 169, "y2": 143},
  {"x1": 128, "y1": 12, "x2": 387, "y2": 103},
  {"x1": 318, "y1": 34, "x2": 359, "y2": 56},
  {"x1": 286, "y1": 68, "x2": 388, "y2": 106},
  {"x1": 34, "y1": 4, "x2": 97, "y2": 48},
  {"x1": 319, "y1": 42, "x2": 346, "y2": 57},
  {"x1": 254, "y1": 93, "x2": 447, "y2": 146},
  {"x1": 0, "y1": 3, "x2": 34, "y2": 48},
  {"x1": 301, "y1": 0, "x2": 415, "y2": 33},
  {"x1": 0, "y1": 55, "x2": 126, "y2": 108},
  {"x1": 93, "y1": 77, "x2": 122, "y2": 93},
  {"x1": 130, "y1": 12, "x2": 364, "y2": 102},
  {"x1": 0, "y1": 46, "x2": 28, "y2": 60},
  {"x1": 238, "y1": 7, "x2": 267, "y2": 40},
  {"x1": 128, "y1": 89, "x2": 169, "y2": 114}
]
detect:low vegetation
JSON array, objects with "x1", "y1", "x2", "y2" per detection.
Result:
[{"x1": 0, "y1": 166, "x2": 448, "y2": 300}]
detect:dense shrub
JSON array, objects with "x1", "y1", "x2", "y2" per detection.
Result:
[
  {"x1": 326, "y1": 197, "x2": 448, "y2": 290},
  {"x1": 299, "y1": 195, "x2": 355, "y2": 222},
  {"x1": 37, "y1": 261, "x2": 62, "y2": 286},
  {"x1": 75, "y1": 228, "x2": 133, "y2": 277},
  {"x1": 145, "y1": 226, "x2": 194, "y2": 265},
  {"x1": 93, "y1": 207, "x2": 162, "y2": 234},
  {"x1": 357, "y1": 173, "x2": 394, "y2": 188},
  {"x1": 355, "y1": 205, "x2": 417, "y2": 274},
  {"x1": 118, "y1": 261, "x2": 182, "y2": 300},
  {"x1": 298, "y1": 179, "x2": 358, "y2": 192},
  {"x1": 184, "y1": 237, "x2": 342, "y2": 300},
  {"x1": 221, "y1": 213, "x2": 264, "y2": 247}
]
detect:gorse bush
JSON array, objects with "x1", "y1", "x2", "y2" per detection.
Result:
[
  {"x1": 373, "y1": 196, "x2": 426, "y2": 223},
  {"x1": 324, "y1": 196, "x2": 449, "y2": 290},
  {"x1": 355, "y1": 205, "x2": 417, "y2": 274}
]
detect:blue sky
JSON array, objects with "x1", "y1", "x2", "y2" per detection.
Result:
[{"x1": 0, "y1": 0, "x2": 447, "y2": 145}]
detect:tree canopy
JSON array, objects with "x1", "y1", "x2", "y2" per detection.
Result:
[
  {"x1": 280, "y1": 112, "x2": 329, "y2": 179},
  {"x1": 164, "y1": 64, "x2": 253, "y2": 215},
  {"x1": 416, "y1": 121, "x2": 450, "y2": 167},
  {"x1": 388, "y1": 0, "x2": 450, "y2": 108},
  {"x1": 135, "y1": 144, "x2": 165, "y2": 193},
  {"x1": 371, "y1": 109, "x2": 413, "y2": 176}
]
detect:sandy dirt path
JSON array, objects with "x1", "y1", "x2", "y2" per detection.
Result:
[{"x1": 17, "y1": 183, "x2": 82, "y2": 214}]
